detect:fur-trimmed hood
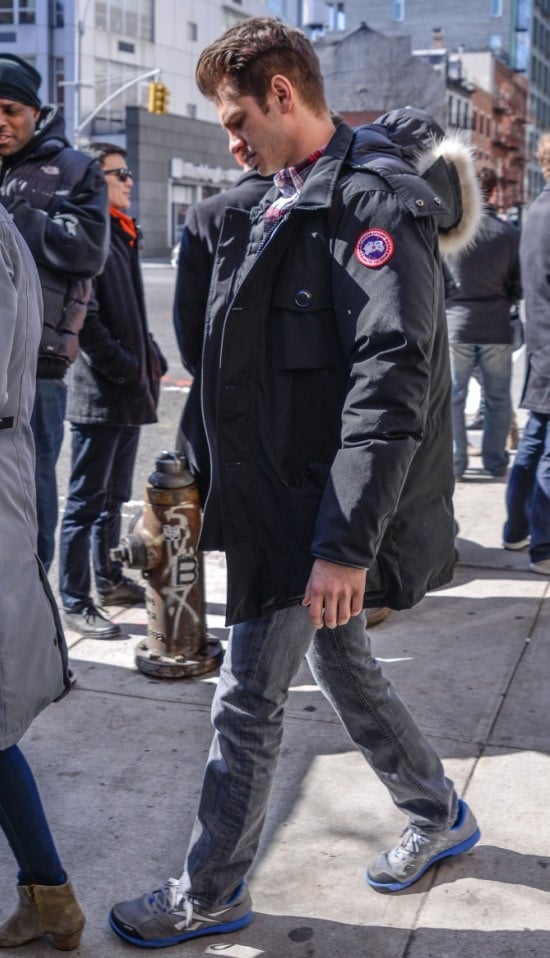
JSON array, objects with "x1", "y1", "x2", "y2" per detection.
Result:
[{"x1": 350, "y1": 107, "x2": 482, "y2": 256}]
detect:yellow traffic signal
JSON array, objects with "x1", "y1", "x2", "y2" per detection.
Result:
[{"x1": 148, "y1": 81, "x2": 169, "y2": 114}]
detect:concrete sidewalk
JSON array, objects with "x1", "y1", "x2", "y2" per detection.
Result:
[{"x1": 2, "y1": 456, "x2": 549, "y2": 958}]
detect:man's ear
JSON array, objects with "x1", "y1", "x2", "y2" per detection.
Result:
[{"x1": 270, "y1": 74, "x2": 294, "y2": 114}]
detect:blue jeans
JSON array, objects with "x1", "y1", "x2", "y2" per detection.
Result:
[
  {"x1": 450, "y1": 343, "x2": 512, "y2": 477},
  {"x1": 30, "y1": 378, "x2": 67, "y2": 571},
  {"x1": 59, "y1": 423, "x2": 140, "y2": 610},
  {"x1": 179, "y1": 605, "x2": 457, "y2": 907},
  {"x1": 0, "y1": 745, "x2": 65, "y2": 886},
  {"x1": 504, "y1": 411, "x2": 550, "y2": 562}
]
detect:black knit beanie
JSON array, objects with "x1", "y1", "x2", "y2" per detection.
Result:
[{"x1": 0, "y1": 54, "x2": 41, "y2": 108}]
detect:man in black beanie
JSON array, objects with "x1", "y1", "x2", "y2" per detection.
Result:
[{"x1": 0, "y1": 54, "x2": 109, "y2": 571}]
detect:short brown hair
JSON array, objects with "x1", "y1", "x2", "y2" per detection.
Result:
[
  {"x1": 477, "y1": 166, "x2": 498, "y2": 202},
  {"x1": 536, "y1": 132, "x2": 550, "y2": 181},
  {"x1": 195, "y1": 17, "x2": 327, "y2": 115}
]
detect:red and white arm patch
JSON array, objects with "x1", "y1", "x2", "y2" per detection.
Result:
[{"x1": 354, "y1": 228, "x2": 395, "y2": 268}]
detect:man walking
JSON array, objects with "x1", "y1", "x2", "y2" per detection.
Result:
[
  {"x1": 445, "y1": 167, "x2": 521, "y2": 480},
  {"x1": 0, "y1": 54, "x2": 109, "y2": 570},
  {"x1": 110, "y1": 18, "x2": 482, "y2": 947},
  {"x1": 59, "y1": 144, "x2": 167, "y2": 638}
]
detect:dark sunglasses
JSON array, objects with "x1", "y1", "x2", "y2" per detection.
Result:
[{"x1": 104, "y1": 167, "x2": 133, "y2": 183}]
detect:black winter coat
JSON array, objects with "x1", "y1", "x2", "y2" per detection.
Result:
[
  {"x1": 445, "y1": 205, "x2": 521, "y2": 344},
  {"x1": 174, "y1": 169, "x2": 272, "y2": 484},
  {"x1": 519, "y1": 186, "x2": 550, "y2": 413},
  {"x1": 0, "y1": 106, "x2": 109, "y2": 377},
  {"x1": 182, "y1": 117, "x2": 479, "y2": 626},
  {"x1": 66, "y1": 214, "x2": 166, "y2": 426}
]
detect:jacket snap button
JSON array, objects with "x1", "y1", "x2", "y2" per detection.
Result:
[
  {"x1": 415, "y1": 198, "x2": 425, "y2": 207},
  {"x1": 294, "y1": 289, "x2": 312, "y2": 308},
  {"x1": 433, "y1": 195, "x2": 442, "y2": 204}
]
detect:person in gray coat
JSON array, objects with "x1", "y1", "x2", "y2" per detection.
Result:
[
  {"x1": 503, "y1": 132, "x2": 550, "y2": 573},
  {"x1": 0, "y1": 204, "x2": 85, "y2": 948}
]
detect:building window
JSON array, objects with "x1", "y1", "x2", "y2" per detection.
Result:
[
  {"x1": 53, "y1": 56, "x2": 65, "y2": 112},
  {"x1": 93, "y1": 57, "x2": 151, "y2": 133},
  {"x1": 19, "y1": 0, "x2": 35, "y2": 23},
  {"x1": 95, "y1": 1, "x2": 153, "y2": 41},
  {"x1": 392, "y1": 0, "x2": 405, "y2": 21},
  {"x1": 187, "y1": 21, "x2": 197, "y2": 41},
  {"x1": 326, "y1": 2, "x2": 345, "y2": 30},
  {"x1": 516, "y1": 0, "x2": 529, "y2": 29},
  {"x1": 0, "y1": 1, "x2": 14, "y2": 24},
  {"x1": 490, "y1": 0, "x2": 503, "y2": 16},
  {"x1": 223, "y1": 8, "x2": 249, "y2": 30}
]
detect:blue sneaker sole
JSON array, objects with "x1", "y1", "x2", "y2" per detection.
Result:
[
  {"x1": 366, "y1": 807, "x2": 481, "y2": 892},
  {"x1": 109, "y1": 910, "x2": 253, "y2": 948}
]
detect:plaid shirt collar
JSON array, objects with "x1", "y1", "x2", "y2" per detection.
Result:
[
  {"x1": 273, "y1": 148, "x2": 325, "y2": 197},
  {"x1": 263, "y1": 147, "x2": 325, "y2": 237}
]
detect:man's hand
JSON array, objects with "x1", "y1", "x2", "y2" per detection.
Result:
[{"x1": 302, "y1": 558, "x2": 367, "y2": 629}]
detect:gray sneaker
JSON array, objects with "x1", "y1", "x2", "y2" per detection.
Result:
[
  {"x1": 366, "y1": 799, "x2": 480, "y2": 891},
  {"x1": 109, "y1": 878, "x2": 253, "y2": 947}
]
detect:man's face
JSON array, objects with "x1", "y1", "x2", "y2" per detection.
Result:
[
  {"x1": 0, "y1": 99, "x2": 40, "y2": 156},
  {"x1": 216, "y1": 79, "x2": 293, "y2": 176},
  {"x1": 101, "y1": 152, "x2": 133, "y2": 211}
]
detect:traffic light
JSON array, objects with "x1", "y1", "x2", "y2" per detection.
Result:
[{"x1": 148, "y1": 81, "x2": 169, "y2": 115}]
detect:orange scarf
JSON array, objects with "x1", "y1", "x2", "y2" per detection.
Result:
[{"x1": 110, "y1": 205, "x2": 137, "y2": 246}]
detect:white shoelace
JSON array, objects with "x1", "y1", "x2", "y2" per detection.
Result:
[
  {"x1": 393, "y1": 827, "x2": 431, "y2": 861},
  {"x1": 147, "y1": 879, "x2": 193, "y2": 924}
]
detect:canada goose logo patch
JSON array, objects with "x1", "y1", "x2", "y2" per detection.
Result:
[{"x1": 354, "y1": 228, "x2": 395, "y2": 268}]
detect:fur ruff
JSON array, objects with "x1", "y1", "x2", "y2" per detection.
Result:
[{"x1": 417, "y1": 130, "x2": 483, "y2": 256}]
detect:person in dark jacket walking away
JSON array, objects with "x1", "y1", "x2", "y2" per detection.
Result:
[
  {"x1": 0, "y1": 54, "x2": 109, "y2": 571},
  {"x1": 59, "y1": 144, "x2": 167, "y2": 638},
  {"x1": 110, "y1": 19, "x2": 482, "y2": 947},
  {"x1": 0, "y1": 199, "x2": 84, "y2": 951},
  {"x1": 445, "y1": 166, "x2": 522, "y2": 480},
  {"x1": 503, "y1": 133, "x2": 550, "y2": 574}
]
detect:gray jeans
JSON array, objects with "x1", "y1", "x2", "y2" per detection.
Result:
[{"x1": 180, "y1": 605, "x2": 457, "y2": 906}]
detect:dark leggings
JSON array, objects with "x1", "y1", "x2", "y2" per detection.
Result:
[{"x1": 0, "y1": 744, "x2": 65, "y2": 886}]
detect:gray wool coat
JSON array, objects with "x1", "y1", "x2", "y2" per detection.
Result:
[{"x1": 0, "y1": 204, "x2": 70, "y2": 750}]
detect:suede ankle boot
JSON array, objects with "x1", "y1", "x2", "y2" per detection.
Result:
[{"x1": 0, "y1": 879, "x2": 85, "y2": 950}]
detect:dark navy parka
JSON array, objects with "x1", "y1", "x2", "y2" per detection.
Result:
[{"x1": 189, "y1": 116, "x2": 470, "y2": 625}]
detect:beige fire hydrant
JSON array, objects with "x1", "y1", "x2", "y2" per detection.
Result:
[{"x1": 110, "y1": 451, "x2": 223, "y2": 678}]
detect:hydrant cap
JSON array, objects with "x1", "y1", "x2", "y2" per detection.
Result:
[{"x1": 149, "y1": 451, "x2": 195, "y2": 489}]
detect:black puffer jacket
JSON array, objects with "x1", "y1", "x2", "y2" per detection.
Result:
[
  {"x1": 518, "y1": 185, "x2": 550, "y2": 413},
  {"x1": 190, "y1": 114, "x2": 481, "y2": 625},
  {"x1": 0, "y1": 106, "x2": 109, "y2": 377},
  {"x1": 445, "y1": 205, "x2": 521, "y2": 344},
  {"x1": 66, "y1": 213, "x2": 167, "y2": 426},
  {"x1": 174, "y1": 168, "x2": 272, "y2": 485}
]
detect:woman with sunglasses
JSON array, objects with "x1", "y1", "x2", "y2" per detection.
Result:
[{"x1": 59, "y1": 143, "x2": 167, "y2": 639}]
